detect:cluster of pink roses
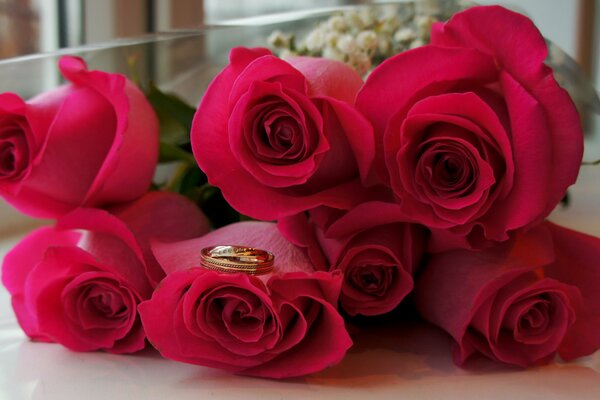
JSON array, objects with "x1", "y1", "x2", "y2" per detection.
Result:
[
  {"x1": 0, "y1": 57, "x2": 212, "y2": 353},
  {"x1": 1, "y1": 5, "x2": 599, "y2": 379},
  {"x1": 194, "y1": 6, "x2": 600, "y2": 367},
  {"x1": 1, "y1": 58, "x2": 351, "y2": 377}
]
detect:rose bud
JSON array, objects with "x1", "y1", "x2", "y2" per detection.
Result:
[
  {"x1": 191, "y1": 47, "x2": 376, "y2": 221},
  {"x1": 280, "y1": 203, "x2": 426, "y2": 316},
  {"x1": 1, "y1": 192, "x2": 209, "y2": 353},
  {"x1": 139, "y1": 221, "x2": 352, "y2": 378},
  {"x1": 415, "y1": 222, "x2": 600, "y2": 367},
  {"x1": 0, "y1": 56, "x2": 159, "y2": 218},
  {"x1": 356, "y1": 6, "x2": 583, "y2": 251}
]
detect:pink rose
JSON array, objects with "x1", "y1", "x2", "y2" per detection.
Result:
[
  {"x1": 1, "y1": 192, "x2": 209, "y2": 353},
  {"x1": 415, "y1": 222, "x2": 600, "y2": 367},
  {"x1": 356, "y1": 6, "x2": 583, "y2": 251},
  {"x1": 0, "y1": 56, "x2": 159, "y2": 218},
  {"x1": 191, "y1": 47, "x2": 375, "y2": 220},
  {"x1": 139, "y1": 221, "x2": 352, "y2": 378},
  {"x1": 280, "y1": 203, "x2": 425, "y2": 316}
]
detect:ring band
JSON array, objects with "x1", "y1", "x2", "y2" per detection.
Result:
[{"x1": 200, "y1": 245, "x2": 274, "y2": 276}]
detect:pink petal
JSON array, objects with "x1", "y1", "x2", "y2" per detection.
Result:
[
  {"x1": 109, "y1": 191, "x2": 211, "y2": 286},
  {"x1": 58, "y1": 56, "x2": 159, "y2": 208},
  {"x1": 57, "y1": 208, "x2": 153, "y2": 298},
  {"x1": 246, "y1": 271, "x2": 352, "y2": 378},
  {"x1": 545, "y1": 222, "x2": 600, "y2": 360},
  {"x1": 311, "y1": 97, "x2": 375, "y2": 186},
  {"x1": 430, "y1": 6, "x2": 548, "y2": 84},
  {"x1": 1, "y1": 226, "x2": 80, "y2": 339},
  {"x1": 287, "y1": 56, "x2": 363, "y2": 103},
  {"x1": 278, "y1": 213, "x2": 330, "y2": 271}
]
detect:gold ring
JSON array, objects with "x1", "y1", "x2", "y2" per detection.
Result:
[{"x1": 200, "y1": 245, "x2": 274, "y2": 276}]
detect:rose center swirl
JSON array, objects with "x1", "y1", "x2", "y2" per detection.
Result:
[
  {"x1": 347, "y1": 264, "x2": 394, "y2": 297},
  {"x1": 0, "y1": 124, "x2": 29, "y2": 180}
]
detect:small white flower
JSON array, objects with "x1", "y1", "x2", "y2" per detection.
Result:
[
  {"x1": 379, "y1": 16, "x2": 401, "y2": 34},
  {"x1": 267, "y1": 30, "x2": 292, "y2": 48},
  {"x1": 380, "y1": 4, "x2": 400, "y2": 20},
  {"x1": 409, "y1": 38, "x2": 425, "y2": 49},
  {"x1": 349, "y1": 51, "x2": 372, "y2": 76},
  {"x1": 327, "y1": 15, "x2": 347, "y2": 32},
  {"x1": 394, "y1": 27, "x2": 416, "y2": 43},
  {"x1": 337, "y1": 34, "x2": 358, "y2": 55},
  {"x1": 323, "y1": 46, "x2": 346, "y2": 62},
  {"x1": 279, "y1": 49, "x2": 297, "y2": 60},
  {"x1": 343, "y1": 11, "x2": 365, "y2": 30},
  {"x1": 305, "y1": 28, "x2": 326, "y2": 51},
  {"x1": 356, "y1": 30, "x2": 378, "y2": 51},
  {"x1": 377, "y1": 33, "x2": 392, "y2": 54},
  {"x1": 324, "y1": 31, "x2": 340, "y2": 48},
  {"x1": 358, "y1": 8, "x2": 376, "y2": 27},
  {"x1": 415, "y1": 15, "x2": 438, "y2": 40}
]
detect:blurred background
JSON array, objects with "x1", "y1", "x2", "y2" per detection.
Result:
[
  {"x1": 0, "y1": 0, "x2": 599, "y2": 235},
  {"x1": 1, "y1": 0, "x2": 598, "y2": 83}
]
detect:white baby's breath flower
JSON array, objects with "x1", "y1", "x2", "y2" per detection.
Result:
[
  {"x1": 380, "y1": 4, "x2": 400, "y2": 20},
  {"x1": 394, "y1": 27, "x2": 417, "y2": 43},
  {"x1": 349, "y1": 51, "x2": 372, "y2": 76},
  {"x1": 268, "y1": 4, "x2": 444, "y2": 76},
  {"x1": 324, "y1": 31, "x2": 340, "y2": 48},
  {"x1": 279, "y1": 49, "x2": 297, "y2": 60},
  {"x1": 379, "y1": 16, "x2": 401, "y2": 34},
  {"x1": 322, "y1": 46, "x2": 346, "y2": 62},
  {"x1": 327, "y1": 15, "x2": 347, "y2": 32},
  {"x1": 337, "y1": 34, "x2": 358, "y2": 55},
  {"x1": 415, "y1": 15, "x2": 438, "y2": 40},
  {"x1": 358, "y1": 8, "x2": 377, "y2": 27},
  {"x1": 377, "y1": 33, "x2": 392, "y2": 54},
  {"x1": 409, "y1": 38, "x2": 426, "y2": 49},
  {"x1": 356, "y1": 30, "x2": 378, "y2": 51},
  {"x1": 268, "y1": 30, "x2": 292, "y2": 49},
  {"x1": 343, "y1": 11, "x2": 365, "y2": 31},
  {"x1": 305, "y1": 28, "x2": 326, "y2": 51}
]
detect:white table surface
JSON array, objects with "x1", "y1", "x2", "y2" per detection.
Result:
[{"x1": 1, "y1": 163, "x2": 600, "y2": 400}]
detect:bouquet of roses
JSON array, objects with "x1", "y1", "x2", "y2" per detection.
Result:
[{"x1": 2, "y1": 5, "x2": 600, "y2": 379}]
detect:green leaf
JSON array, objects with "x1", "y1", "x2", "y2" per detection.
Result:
[
  {"x1": 127, "y1": 54, "x2": 143, "y2": 88},
  {"x1": 179, "y1": 166, "x2": 207, "y2": 195},
  {"x1": 560, "y1": 191, "x2": 570, "y2": 207},
  {"x1": 164, "y1": 161, "x2": 206, "y2": 193},
  {"x1": 159, "y1": 142, "x2": 196, "y2": 164},
  {"x1": 197, "y1": 184, "x2": 242, "y2": 228},
  {"x1": 582, "y1": 159, "x2": 600, "y2": 166},
  {"x1": 147, "y1": 82, "x2": 196, "y2": 145}
]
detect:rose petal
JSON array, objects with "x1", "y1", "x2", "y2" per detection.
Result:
[
  {"x1": 287, "y1": 56, "x2": 363, "y2": 103},
  {"x1": 544, "y1": 222, "x2": 600, "y2": 360},
  {"x1": 1, "y1": 226, "x2": 80, "y2": 340},
  {"x1": 108, "y1": 192, "x2": 211, "y2": 286},
  {"x1": 245, "y1": 271, "x2": 351, "y2": 378},
  {"x1": 58, "y1": 56, "x2": 159, "y2": 207},
  {"x1": 57, "y1": 209, "x2": 153, "y2": 298}
]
